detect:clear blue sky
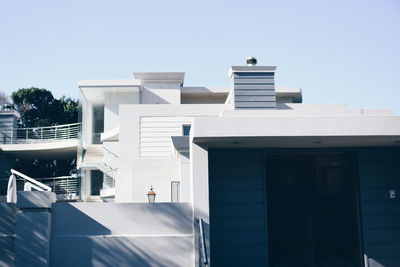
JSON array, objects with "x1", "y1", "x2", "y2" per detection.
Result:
[{"x1": 1, "y1": 0, "x2": 399, "y2": 113}]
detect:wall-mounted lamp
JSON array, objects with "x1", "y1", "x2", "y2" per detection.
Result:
[{"x1": 147, "y1": 186, "x2": 156, "y2": 203}]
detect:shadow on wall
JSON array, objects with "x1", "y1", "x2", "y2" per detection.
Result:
[
  {"x1": 50, "y1": 202, "x2": 194, "y2": 267},
  {"x1": 90, "y1": 236, "x2": 193, "y2": 267},
  {"x1": 141, "y1": 87, "x2": 172, "y2": 104},
  {"x1": 0, "y1": 203, "x2": 16, "y2": 266},
  {"x1": 50, "y1": 204, "x2": 110, "y2": 266}
]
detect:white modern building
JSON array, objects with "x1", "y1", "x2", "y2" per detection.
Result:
[
  {"x1": 75, "y1": 60, "x2": 400, "y2": 266},
  {"x1": 2, "y1": 59, "x2": 399, "y2": 267},
  {"x1": 78, "y1": 65, "x2": 305, "y2": 203}
]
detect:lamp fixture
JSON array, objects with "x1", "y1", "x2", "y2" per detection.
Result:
[{"x1": 147, "y1": 186, "x2": 156, "y2": 203}]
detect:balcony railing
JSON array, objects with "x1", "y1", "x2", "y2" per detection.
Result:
[
  {"x1": 15, "y1": 175, "x2": 80, "y2": 195},
  {"x1": 0, "y1": 122, "x2": 81, "y2": 144}
]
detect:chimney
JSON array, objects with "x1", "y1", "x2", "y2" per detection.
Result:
[{"x1": 229, "y1": 57, "x2": 277, "y2": 109}]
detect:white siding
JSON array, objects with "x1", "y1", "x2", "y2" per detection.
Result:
[{"x1": 140, "y1": 117, "x2": 192, "y2": 158}]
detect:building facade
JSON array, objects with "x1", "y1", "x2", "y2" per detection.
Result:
[
  {"x1": 1, "y1": 61, "x2": 399, "y2": 266},
  {"x1": 76, "y1": 62, "x2": 400, "y2": 266}
]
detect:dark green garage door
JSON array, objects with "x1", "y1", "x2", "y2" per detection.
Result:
[
  {"x1": 209, "y1": 149, "x2": 365, "y2": 267},
  {"x1": 209, "y1": 149, "x2": 268, "y2": 266}
]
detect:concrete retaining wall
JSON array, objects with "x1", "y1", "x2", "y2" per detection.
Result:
[
  {"x1": 1, "y1": 193, "x2": 194, "y2": 266},
  {"x1": 50, "y1": 202, "x2": 194, "y2": 267}
]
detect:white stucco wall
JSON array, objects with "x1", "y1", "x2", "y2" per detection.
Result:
[
  {"x1": 82, "y1": 102, "x2": 93, "y2": 147},
  {"x1": 141, "y1": 82, "x2": 181, "y2": 104},
  {"x1": 104, "y1": 91, "x2": 139, "y2": 132},
  {"x1": 117, "y1": 104, "x2": 225, "y2": 203},
  {"x1": 139, "y1": 116, "x2": 192, "y2": 158},
  {"x1": 51, "y1": 202, "x2": 194, "y2": 267},
  {"x1": 103, "y1": 141, "x2": 119, "y2": 170},
  {"x1": 192, "y1": 113, "x2": 400, "y2": 139}
]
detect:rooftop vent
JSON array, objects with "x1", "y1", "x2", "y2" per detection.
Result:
[
  {"x1": 229, "y1": 61, "x2": 277, "y2": 109},
  {"x1": 246, "y1": 57, "x2": 257, "y2": 66}
]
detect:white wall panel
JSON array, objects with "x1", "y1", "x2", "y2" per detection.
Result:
[{"x1": 140, "y1": 117, "x2": 192, "y2": 158}]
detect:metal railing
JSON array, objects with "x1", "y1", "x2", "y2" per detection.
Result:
[
  {"x1": 103, "y1": 172, "x2": 116, "y2": 190},
  {"x1": 15, "y1": 175, "x2": 80, "y2": 195},
  {"x1": 0, "y1": 122, "x2": 81, "y2": 144},
  {"x1": 103, "y1": 146, "x2": 119, "y2": 159},
  {"x1": 198, "y1": 218, "x2": 208, "y2": 266},
  {"x1": 36, "y1": 176, "x2": 80, "y2": 195}
]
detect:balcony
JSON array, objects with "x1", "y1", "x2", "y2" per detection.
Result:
[{"x1": 0, "y1": 123, "x2": 80, "y2": 158}]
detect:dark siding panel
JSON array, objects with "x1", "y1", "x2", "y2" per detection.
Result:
[
  {"x1": 235, "y1": 95, "x2": 276, "y2": 102},
  {"x1": 233, "y1": 72, "x2": 276, "y2": 109},
  {"x1": 363, "y1": 215, "x2": 400, "y2": 229},
  {"x1": 209, "y1": 149, "x2": 268, "y2": 266},
  {"x1": 234, "y1": 78, "x2": 274, "y2": 84},
  {"x1": 359, "y1": 162, "x2": 400, "y2": 176},
  {"x1": 0, "y1": 114, "x2": 17, "y2": 145},
  {"x1": 358, "y1": 147, "x2": 400, "y2": 266},
  {"x1": 360, "y1": 175, "x2": 400, "y2": 188},
  {"x1": 235, "y1": 90, "x2": 276, "y2": 96},
  {"x1": 209, "y1": 149, "x2": 263, "y2": 164},
  {"x1": 235, "y1": 101, "x2": 276, "y2": 108},
  {"x1": 234, "y1": 73, "x2": 274, "y2": 77},
  {"x1": 235, "y1": 84, "x2": 275, "y2": 90},
  {"x1": 0, "y1": 115, "x2": 15, "y2": 129},
  {"x1": 361, "y1": 188, "x2": 400, "y2": 201}
]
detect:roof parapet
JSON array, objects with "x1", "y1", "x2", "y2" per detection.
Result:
[{"x1": 133, "y1": 72, "x2": 185, "y2": 86}]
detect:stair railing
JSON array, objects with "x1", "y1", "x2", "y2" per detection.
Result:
[
  {"x1": 198, "y1": 218, "x2": 208, "y2": 266},
  {"x1": 11, "y1": 169, "x2": 52, "y2": 192}
]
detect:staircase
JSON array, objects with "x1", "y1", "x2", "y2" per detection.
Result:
[
  {"x1": 82, "y1": 145, "x2": 104, "y2": 163},
  {"x1": 80, "y1": 145, "x2": 117, "y2": 200}
]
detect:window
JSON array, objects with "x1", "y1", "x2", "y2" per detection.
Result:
[
  {"x1": 171, "y1": 181, "x2": 180, "y2": 202},
  {"x1": 92, "y1": 105, "x2": 104, "y2": 144},
  {"x1": 90, "y1": 170, "x2": 103, "y2": 196},
  {"x1": 182, "y1": 125, "x2": 191, "y2": 136}
]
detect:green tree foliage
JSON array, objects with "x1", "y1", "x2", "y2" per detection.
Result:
[
  {"x1": 14, "y1": 158, "x2": 77, "y2": 178},
  {"x1": 11, "y1": 87, "x2": 78, "y2": 127},
  {"x1": 10, "y1": 87, "x2": 79, "y2": 177}
]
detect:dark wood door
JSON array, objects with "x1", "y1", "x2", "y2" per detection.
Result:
[{"x1": 266, "y1": 153, "x2": 362, "y2": 267}]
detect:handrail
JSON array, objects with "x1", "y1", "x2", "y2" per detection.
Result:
[
  {"x1": 198, "y1": 218, "x2": 208, "y2": 266},
  {"x1": 34, "y1": 175, "x2": 77, "y2": 180},
  {"x1": 35, "y1": 176, "x2": 80, "y2": 195},
  {"x1": 103, "y1": 146, "x2": 119, "y2": 159},
  {"x1": 16, "y1": 122, "x2": 80, "y2": 131},
  {"x1": 11, "y1": 169, "x2": 52, "y2": 191},
  {"x1": 104, "y1": 167, "x2": 118, "y2": 175},
  {"x1": 0, "y1": 122, "x2": 80, "y2": 144}
]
